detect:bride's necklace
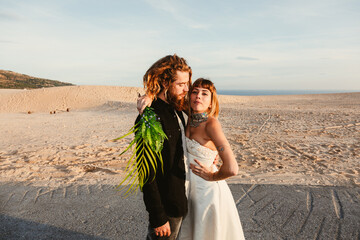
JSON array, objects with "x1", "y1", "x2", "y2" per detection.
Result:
[{"x1": 189, "y1": 112, "x2": 208, "y2": 127}]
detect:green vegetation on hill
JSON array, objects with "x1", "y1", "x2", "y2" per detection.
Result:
[{"x1": 0, "y1": 70, "x2": 74, "y2": 89}]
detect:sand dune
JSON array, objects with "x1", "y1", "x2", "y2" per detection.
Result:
[
  {"x1": 0, "y1": 86, "x2": 359, "y2": 188},
  {"x1": 0, "y1": 85, "x2": 144, "y2": 113},
  {"x1": 1, "y1": 85, "x2": 359, "y2": 113}
]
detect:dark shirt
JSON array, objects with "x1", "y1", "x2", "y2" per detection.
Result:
[{"x1": 135, "y1": 98, "x2": 188, "y2": 228}]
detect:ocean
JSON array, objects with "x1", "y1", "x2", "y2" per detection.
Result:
[{"x1": 217, "y1": 89, "x2": 356, "y2": 96}]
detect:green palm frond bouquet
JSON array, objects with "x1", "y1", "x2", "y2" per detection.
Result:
[{"x1": 114, "y1": 107, "x2": 167, "y2": 196}]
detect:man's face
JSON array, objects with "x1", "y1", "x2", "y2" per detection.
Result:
[{"x1": 169, "y1": 71, "x2": 190, "y2": 100}]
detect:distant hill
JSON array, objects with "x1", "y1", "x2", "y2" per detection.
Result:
[{"x1": 0, "y1": 70, "x2": 74, "y2": 89}]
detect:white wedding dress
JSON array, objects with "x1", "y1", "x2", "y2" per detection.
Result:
[{"x1": 179, "y1": 137, "x2": 245, "y2": 240}]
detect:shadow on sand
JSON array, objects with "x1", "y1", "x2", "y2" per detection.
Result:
[
  {"x1": 0, "y1": 182, "x2": 359, "y2": 240},
  {"x1": 0, "y1": 215, "x2": 107, "y2": 240}
]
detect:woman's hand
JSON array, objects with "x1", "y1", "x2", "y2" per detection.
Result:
[
  {"x1": 190, "y1": 159, "x2": 214, "y2": 181},
  {"x1": 137, "y1": 94, "x2": 152, "y2": 114}
]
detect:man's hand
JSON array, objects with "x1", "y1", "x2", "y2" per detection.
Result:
[
  {"x1": 213, "y1": 154, "x2": 221, "y2": 169},
  {"x1": 137, "y1": 94, "x2": 152, "y2": 115},
  {"x1": 154, "y1": 221, "x2": 171, "y2": 237}
]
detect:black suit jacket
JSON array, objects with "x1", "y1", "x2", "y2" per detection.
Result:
[{"x1": 135, "y1": 98, "x2": 187, "y2": 228}]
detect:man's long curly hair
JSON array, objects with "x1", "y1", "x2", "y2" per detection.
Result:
[{"x1": 143, "y1": 54, "x2": 192, "y2": 111}]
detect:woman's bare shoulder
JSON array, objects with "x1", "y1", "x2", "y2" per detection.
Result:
[
  {"x1": 205, "y1": 117, "x2": 222, "y2": 135},
  {"x1": 206, "y1": 116, "x2": 220, "y2": 126}
]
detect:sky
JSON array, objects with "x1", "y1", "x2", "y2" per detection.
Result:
[{"x1": 1, "y1": 0, "x2": 360, "y2": 91}]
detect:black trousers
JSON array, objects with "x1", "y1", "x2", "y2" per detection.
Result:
[{"x1": 146, "y1": 217, "x2": 183, "y2": 240}]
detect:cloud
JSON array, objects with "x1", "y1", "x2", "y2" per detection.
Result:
[
  {"x1": 144, "y1": 0, "x2": 209, "y2": 29},
  {"x1": 0, "y1": 39, "x2": 17, "y2": 44},
  {"x1": 0, "y1": 11, "x2": 21, "y2": 21},
  {"x1": 236, "y1": 56, "x2": 259, "y2": 61}
]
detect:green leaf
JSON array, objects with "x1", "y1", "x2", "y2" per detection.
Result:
[{"x1": 114, "y1": 106, "x2": 167, "y2": 196}]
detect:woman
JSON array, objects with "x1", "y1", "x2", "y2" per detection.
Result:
[{"x1": 178, "y1": 78, "x2": 245, "y2": 240}]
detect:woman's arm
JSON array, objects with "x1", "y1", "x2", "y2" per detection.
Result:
[{"x1": 190, "y1": 118, "x2": 239, "y2": 181}]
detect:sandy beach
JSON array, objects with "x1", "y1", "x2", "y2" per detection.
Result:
[
  {"x1": 0, "y1": 86, "x2": 359, "y2": 188},
  {"x1": 1, "y1": 86, "x2": 360, "y2": 239}
]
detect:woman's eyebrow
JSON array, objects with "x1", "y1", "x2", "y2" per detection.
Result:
[{"x1": 199, "y1": 88, "x2": 210, "y2": 93}]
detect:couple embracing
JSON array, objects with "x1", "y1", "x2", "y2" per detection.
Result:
[{"x1": 136, "y1": 54, "x2": 245, "y2": 240}]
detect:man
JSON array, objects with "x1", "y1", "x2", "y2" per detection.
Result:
[{"x1": 136, "y1": 54, "x2": 192, "y2": 239}]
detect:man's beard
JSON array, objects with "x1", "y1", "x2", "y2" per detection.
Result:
[{"x1": 166, "y1": 88, "x2": 187, "y2": 112}]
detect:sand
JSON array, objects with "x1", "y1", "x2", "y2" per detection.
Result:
[{"x1": 0, "y1": 86, "x2": 359, "y2": 188}]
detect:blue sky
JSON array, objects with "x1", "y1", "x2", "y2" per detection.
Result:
[{"x1": 1, "y1": 0, "x2": 359, "y2": 91}]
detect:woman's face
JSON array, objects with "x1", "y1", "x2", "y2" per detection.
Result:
[{"x1": 190, "y1": 86, "x2": 212, "y2": 113}]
